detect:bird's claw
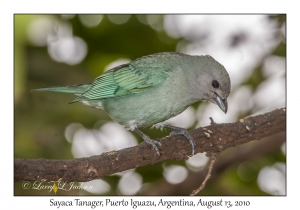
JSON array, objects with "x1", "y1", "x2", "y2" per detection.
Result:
[
  {"x1": 134, "y1": 128, "x2": 162, "y2": 156},
  {"x1": 145, "y1": 139, "x2": 161, "y2": 156},
  {"x1": 164, "y1": 124, "x2": 196, "y2": 156}
]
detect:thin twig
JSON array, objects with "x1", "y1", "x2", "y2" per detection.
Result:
[
  {"x1": 209, "y1": 117, "x2": 216, "y2": 125},
  {"x1": 190, "y1": 153, "x2": 217, "y2": 196}
]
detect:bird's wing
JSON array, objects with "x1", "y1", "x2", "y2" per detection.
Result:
[{"x1": 72, "y1": 61, "x2": 170, "y2": 102}]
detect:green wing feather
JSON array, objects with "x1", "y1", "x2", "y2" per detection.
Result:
[
  {"x1": 72, "y1": 57, "x2": 171, "y2": 102},
  {"x1": 33, "y1": 83, "x2": 92, "y2": 94}
]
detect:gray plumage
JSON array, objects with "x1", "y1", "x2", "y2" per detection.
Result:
[{"x1": 34, "y1": 52, "x2": 231, "y2": 156}]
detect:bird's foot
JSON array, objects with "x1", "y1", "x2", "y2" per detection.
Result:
[
  {"x1": 134, "y1": 128, "x2": 161, "y2": 156},
  {"x1": 164, "y1": 124, "x2": 196, "y2": 156},
  {"x1": 143, "y1": 137, "x2": 162, "y2": 156}
]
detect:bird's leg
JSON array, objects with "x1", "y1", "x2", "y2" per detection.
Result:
[
  {"x1": 163, "y1": 124, "x2": 196, "y2": 156},
  {"x1": 133, "y1": 128, "x2": 162, "y2": 156}
]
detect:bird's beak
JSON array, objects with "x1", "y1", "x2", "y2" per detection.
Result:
[{"x1": 214, "y1": 93, "x2": 228, "y2": 114}]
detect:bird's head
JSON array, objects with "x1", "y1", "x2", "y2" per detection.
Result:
[{"x1": 194, "y1": 55, "x2": 231, "y2": 114}]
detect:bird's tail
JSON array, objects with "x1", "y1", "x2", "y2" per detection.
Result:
[{"x1": 32, "y1": 83, "x2": 92, "y2": 95}]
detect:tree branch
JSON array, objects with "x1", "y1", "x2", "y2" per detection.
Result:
[
  {"x1": 139, "y1": 132, "x2": 286, "y2": 195},
  {"x1": 14, "y1": 107, "x2": 286, "y2": 182}
]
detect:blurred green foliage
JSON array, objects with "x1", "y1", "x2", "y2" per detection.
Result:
[{"x1": 14, "y1": 14, "x2": 286, "y2": 196}]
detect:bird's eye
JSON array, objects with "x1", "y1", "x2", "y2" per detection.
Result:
[{"x1": 212, "y1": 80, "x2": 219, "y2": 88}]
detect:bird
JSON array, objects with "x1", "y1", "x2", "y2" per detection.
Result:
[{"x1": 33, "y1": 52, "x2": 231, "y2": 156}]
